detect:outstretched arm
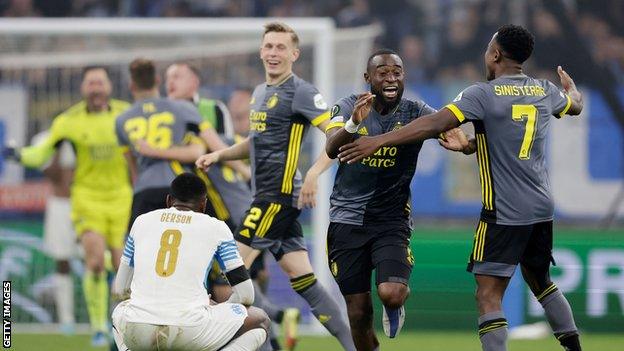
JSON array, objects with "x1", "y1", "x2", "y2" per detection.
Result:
[
  {"x1": 135, "y1": 139, "x2": 206, "y2": 163},
  {"x1": 195, "y1": 137, "x2": 250, "y2": 171},
  {"x1": 439, "y1": 127, "x2": 477, "y2": 155},
  {"x1": 199, "y1": 128, "x2": 251, "y2": 181},
  {"x1": 338, "y1": 108, "x2": 461, "y2": 164}
]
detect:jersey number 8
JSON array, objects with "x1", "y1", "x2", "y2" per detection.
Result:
[{"x1": 155, "y1": 229, "x2": 182, "y2": 277}]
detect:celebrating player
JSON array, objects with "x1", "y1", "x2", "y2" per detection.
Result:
[
  {"x1": 196, "y1": 22, "x2": 354, "y2": 351},
  {"x1": 112, "y1": 173, "x2": 269, "y2": 351},
  {"x1": 338, "y1": 25, "x2": 583, "y2": 351},
  {"x1": 115, "y1": 58, "x2": 208, "y2": 228},
  {"x1": 8, "y1": 66, "x2": 131, "y2": 346},
  {"x1": 165, "y1": 61, "x2": 252, "y2": 231},
  {"x1": 325, "y1": 49, "x2": 438, "y2": 349}
]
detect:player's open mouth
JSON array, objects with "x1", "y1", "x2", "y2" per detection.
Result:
[
  {"x1": 267, "y1": 60, "x2": 281, "y2": 68},
  {"x1": 382, "y1": 86, "x2": 398, "y2": 98}
]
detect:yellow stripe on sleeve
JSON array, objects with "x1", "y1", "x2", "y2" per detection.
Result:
[
  {"x1": 558, "y1": 95, "x2": 572, "y2": 118},
  {"x1": 311, "y1": 111, "x2": 330, "y2": 126},
  {"x1": 199, "y1": 121, "x2": 212, "y2": 132},
  {"x1": 445, "y1": 103, "x2": 466, "y2": 123},
  {"x1": 325, "y1": 121, "x2": 346, "y2": 132}
]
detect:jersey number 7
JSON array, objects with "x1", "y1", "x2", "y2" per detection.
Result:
[{"x1": 512, "y1": 104, "x2": 538, "y2": 160}]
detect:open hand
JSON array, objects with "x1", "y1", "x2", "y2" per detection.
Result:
[
  {"x1": 337, "y1": 136, "x2": 383, "y2": 164},
  {"x1": 438, "y1": 128, "x2": 469, "y2": 152},
  {"x1": 352, "y1": 92, "x2": 375, "y2": 124},
  {"x1": 298, "y1": 171, "x2": 319, "y2": 209},
  {"x1": 557, "y1": 66, "x2": 576, "y2": 93}
]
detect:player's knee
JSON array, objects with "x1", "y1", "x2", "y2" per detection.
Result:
[
  {"x1": 247, "y1": 306, "x2": 271, "y2": 332},
  {"x1": 475, "y1": 285, "x2": 502, "y2": 310},
  {"x1": 347, "y1": 307, "x2": 372, "y2": 331},
  {"x1": 377, "y1": 283, "x2": 408, "y2": 309}
]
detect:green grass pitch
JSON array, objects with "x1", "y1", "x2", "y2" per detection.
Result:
[{"x1": 10, "y1": 332, "x2": 624, "y2": 351}]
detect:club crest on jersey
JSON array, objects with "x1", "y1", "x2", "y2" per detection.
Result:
[
  {"x1": 331, "y1": 105, "x2": 340, "y2": 117},
  {"x1": 266, "y1": 94, "x2": 279, "y2": 109},
  {"x1": 392, "y1": 122, "x2": 403, "y2": 131}
]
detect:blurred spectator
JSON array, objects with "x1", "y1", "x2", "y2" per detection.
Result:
[
  {"x1": 2, "y1": 0, "x2": 40, "y2": 16},
  {"x1": 227, "y1": 87, "x2": 253, "y2": 137},
  {"x1": 400, "y1": 35, "x2": 428, "y2": 83},
  {"x1": 336, "y1": 0, "x2": 372, "y2": 28}
]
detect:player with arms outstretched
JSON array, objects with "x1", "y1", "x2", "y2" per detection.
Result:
[
  {"x1": 325, "y1": 49, "x2": 439, "y2": 350},
  {"x1": 112, "y1": 173, "x2": 269, "y2": 351},
  {"x1": 7, "y1": 67, "x2": 131, "y2": 345},
  {"x1": 197, "y1": 22, "x2": 352, "y2": 351},
  {"x1": 338, "y1": 25, "x2": 583, "y2": 351},
  {"x1": 115, "y1": 58, "x2": 208, "y2": 228}
]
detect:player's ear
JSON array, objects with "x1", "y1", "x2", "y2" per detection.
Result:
[
  {"x1": 364, "y1": 72, "x2": 370, "y2": 85},
  {"x1": 292, "y1": 47, "x2": 300, "y2": 62},
  {"x1": 166, "y1": 194, "x2": 173, "y2": 208},
  {"x1": 494, "y1": 49, "x2": 503, "y2": 63},
  {"x1": 200, "y1": 198, "x2": 207, "y2": 213}
]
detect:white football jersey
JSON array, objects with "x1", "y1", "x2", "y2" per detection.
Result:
[{"x1": 120, "y1": 207, "x2": 244, "y2": 326}]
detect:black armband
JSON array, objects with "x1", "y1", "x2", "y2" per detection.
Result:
[{"x1": 226, "y1": 265, "x2": 250, "y2": 286}]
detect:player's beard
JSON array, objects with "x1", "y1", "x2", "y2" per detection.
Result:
[{"x1": 370, "y1": 84, "x2": 403, "y2": 112}]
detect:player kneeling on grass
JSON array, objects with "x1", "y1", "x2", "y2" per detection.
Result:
[{"x1": 111, "y1": 173, "x2": 269, "y2": 351}]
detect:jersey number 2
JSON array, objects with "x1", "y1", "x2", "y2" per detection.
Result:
[
  {"x1": 155, "y1": 229, "x2": 182, "y2": 277},
  {"x1": 512, "y1": 104, "x2": 538, "y2": 160}
]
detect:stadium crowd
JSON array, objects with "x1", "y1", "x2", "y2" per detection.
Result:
[{"x1": 2, "y1": 0, "x2": 623, "y2": 84}]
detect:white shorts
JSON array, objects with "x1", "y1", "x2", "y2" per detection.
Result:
[
  {"x1": 43, "y1": 196, "x2": 77, "y2": 259},
  {"x1": 112, "y1": 300, "x2": 247, "y2": 351}
]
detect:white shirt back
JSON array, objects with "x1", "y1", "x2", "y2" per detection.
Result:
[{"x1": 120, "y1": 207, "x2": 243, "y2": 326}]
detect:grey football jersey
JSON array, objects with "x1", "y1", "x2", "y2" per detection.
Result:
[
  {"x1": 249, "y1": 74, "x2": 329, "y2": 207},
  {"x1": 328, "y1": 95, "x2": 436, "y2": 225},
  {"x1": 116, "y1": 97, "x2": 207, "y2": 193},
  {"x1": 446, "y1": 74, "x2": 572, "y2": 225}
]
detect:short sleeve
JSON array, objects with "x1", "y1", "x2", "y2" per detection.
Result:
[
  {"x1": 417, "y1": 102, "x2": 437, "y2": 118},
  {"x1": 546, "y1": 81, "x2": 572, "y2": 118},
  {"x1": 115, "y1": 115, "x2": 131, "y2": 147},
  {"x1": 292, "y1": 82, "x2": 330, "y2": 127},
  {"x1": 177, "y1": 101, "x2": 207, "y2": 133},
  {"x1": 444, "y1": 84, "x2": 488, "y2": 123},
  {"x1": 325, "y1": 95, "x2": 356, "y2": 132},
  {"x1": 213, "y1": 222, "x2": 244, "y2": 272},
  {"x1": 122, "y1": 216, "x2": 140, "y2": 267}
]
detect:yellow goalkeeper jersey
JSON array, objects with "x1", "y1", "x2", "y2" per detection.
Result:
[{"x1": 21, "y1": 99, "x2": 132, "y2": 196}]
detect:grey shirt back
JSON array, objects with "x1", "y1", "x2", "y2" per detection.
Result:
[
  {"x1": 115, "y1": 97, "x2": 204, "y2": 193},
  {"x1": 446, "y1": 74, "x2": 572, "y2": 225}
]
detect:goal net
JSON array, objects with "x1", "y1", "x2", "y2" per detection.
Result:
[{"x1": 0, "y1": 18, "x2": 381, "y2": 330}]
